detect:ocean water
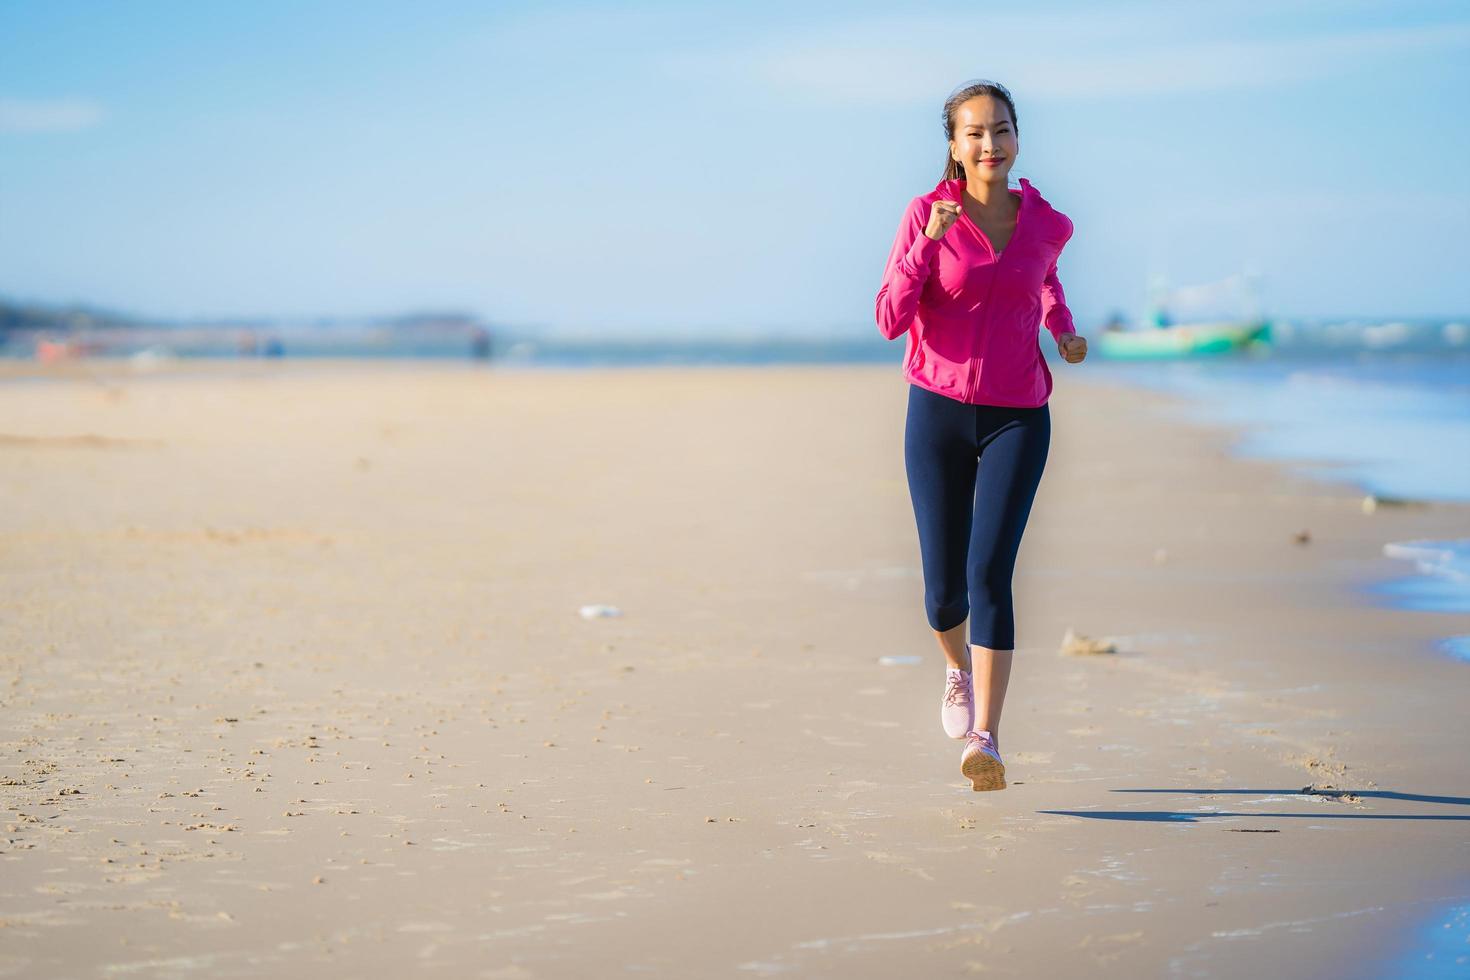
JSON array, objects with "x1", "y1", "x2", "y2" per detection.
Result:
[
  {"x1": 1378, "y1": 900, "x2": 1470, "y2": 979},
  {"x1": 1082, "y1": 354, "x2": 1470, "y2": 503},
  {"x1": 1378, "y1": 539, "x2": 1470, "y2": 663}
]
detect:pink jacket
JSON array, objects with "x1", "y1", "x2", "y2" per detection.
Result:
[{"x1": 875, "y1": 176, "x2": 1076, "y2": 407}]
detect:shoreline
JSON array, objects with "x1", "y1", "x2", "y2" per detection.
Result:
[
  {"x1": 2, "y1": 362, "x2": 1467, "y2": 977},
  {"x1": 1076, "y1": 366, "x2": 1470, "y2": 666}
]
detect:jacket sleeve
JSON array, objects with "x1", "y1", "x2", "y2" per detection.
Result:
[
  {"x1": 1040, "y1": 257, "x2": 1076, "y2": 343},
  {"x1": 1040, "y1": 214, "x2": 1077, "y2": 343},
  {"x1": 875, "y1": 198, "x2": 943, "y2": 341}
]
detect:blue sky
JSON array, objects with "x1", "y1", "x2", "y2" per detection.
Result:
[{"x1": 1, "y1": 0, "x2": 1467, "y2": 334}]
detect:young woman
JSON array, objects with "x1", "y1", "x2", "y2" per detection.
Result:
[{"x1": 875, "y1": 79, "x2": 1087, "y2": 792}]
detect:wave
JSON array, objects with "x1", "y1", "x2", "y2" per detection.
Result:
[{"x1": 1378, "y1": 538, "x2": 1470, "y2": 617}]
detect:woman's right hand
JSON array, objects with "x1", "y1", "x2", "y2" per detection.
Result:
[{"x1": 924, "y1": 200, "x2": 962, "y2": 240}]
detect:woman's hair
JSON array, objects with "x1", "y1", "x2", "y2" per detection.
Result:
[{"x1": 941, "y1": 79, "x2": 1019, "y2": 182}]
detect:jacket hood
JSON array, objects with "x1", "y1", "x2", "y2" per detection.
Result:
[
  {"x1": 922, "y1": 176, "x2": 1065, "y2": 234},
  {"x1": 926, "y1": 175, "x2": 1041, "y2": 207}
]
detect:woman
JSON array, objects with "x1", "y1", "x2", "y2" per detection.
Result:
[{"x1": 875, "y1": 79, "x2": 1087, "y2": 792}]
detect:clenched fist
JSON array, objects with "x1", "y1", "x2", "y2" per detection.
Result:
[
  {"x1": 1057, "y1": 332, "x2": 1087, "y2": 363},
  {"x1": 923, "y1": 200, "x2": 962, "y2": 240}
]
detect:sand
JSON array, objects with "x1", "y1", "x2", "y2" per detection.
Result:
[{"x1": 1, "y1": 359, "x2": 1466, "y2": 978}]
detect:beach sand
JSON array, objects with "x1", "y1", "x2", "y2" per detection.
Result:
[{"x1": 1, "y1": 360, "x2": 1466, "y2": 978}]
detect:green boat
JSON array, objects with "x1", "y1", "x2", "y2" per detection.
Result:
[{"x1": 1096, "y1": 318, "x2": 1272, "y2": 360}]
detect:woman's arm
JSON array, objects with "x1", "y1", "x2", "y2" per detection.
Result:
[
  {"x1": 1040, "y1": 257, "x2": 1075, "y2": 343},
  {"x1": 875, "y1": 199, "x2": 943, "y2": 341}
]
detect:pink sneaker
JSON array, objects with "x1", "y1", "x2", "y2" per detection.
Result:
[
  {"x1": 961, "y1": 729, "x2": 1006, "y2": 791},
  {"x1": 941, "y1": 668, "x2": 974, "y2": 739}
]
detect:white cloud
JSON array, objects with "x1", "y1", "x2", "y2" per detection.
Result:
[
  {"x1": 660, "y1": 14, "x2": 1470, "y2": 103},
  {"x1": 0, "y1": 98, "x2": 104, "y2": 133}
]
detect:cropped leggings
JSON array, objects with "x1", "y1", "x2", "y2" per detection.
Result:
[{"x1": 903, "y1": 384, "x2": 1050, "y2": 650}]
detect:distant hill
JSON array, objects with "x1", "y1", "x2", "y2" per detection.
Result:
[
  {"x1": 0, "y1": 296, "x2": 487, "y2": 333},
  {"x1": 0, "y1": 298, "x2": 141, "y2": 331}
]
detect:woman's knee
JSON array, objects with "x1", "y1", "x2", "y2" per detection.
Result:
[
  {"x1": 966, "y1": 553, "x2": 1016, "y2": 599},
  {"x1": 926, "y1": 592, "x2": 968, "y2": 632}
]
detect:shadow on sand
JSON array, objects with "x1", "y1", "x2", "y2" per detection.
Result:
[{"x1": 1037, "y1": 787, "x2": 1470, "y2": 823}]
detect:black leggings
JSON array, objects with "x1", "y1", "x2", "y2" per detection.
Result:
[{"x1": 903, "y1": 384, "x2": 1050, "y2": 650}]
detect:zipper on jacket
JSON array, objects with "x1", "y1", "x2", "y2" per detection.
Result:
[
  {"x1": 962, "y1": 189, "x2": 1022, "y2": 404},
  {"x1": 966, "y1": 267, "x2": 1000, "y2": 404}
]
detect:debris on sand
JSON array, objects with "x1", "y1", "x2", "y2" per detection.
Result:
[
  {"x1": 1361, "y1": 494, "x2": 1422, "y2": 514},
  {"x1": 579, "y1": 604, "x2": 622, "y2": 619},
  {"x1": 1060, "y1": 628, "x2": 1117, "y2": 656},
  {"x1": 1300, "y1": 783, "x2": 1363, "y2": 804}
]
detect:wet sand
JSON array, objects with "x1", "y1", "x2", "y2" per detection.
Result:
[{"x1": 1, "y1": 360, "x2": 1467, "y2": 977}]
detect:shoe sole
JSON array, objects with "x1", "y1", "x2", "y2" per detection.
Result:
[{"x1": 962, "y1": 749, "x2": 1007, "y2": 792}]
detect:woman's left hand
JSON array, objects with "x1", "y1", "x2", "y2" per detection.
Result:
[{"x1": 1057, "y1": 332, "x2": 1087, "y2": 363}]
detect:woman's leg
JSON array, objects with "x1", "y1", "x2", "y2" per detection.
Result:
[
  {"x1": 904, "y1": 386, "x2": 979, "y2": 672},
  {"x1": 935, "y1": 623, "x2": 971, "y2": 673},
  {"x1": 970, "y1": 646, "x2": 1014, "y2": 745},
  {"x1": 966, "y1": 405, "x2": 1051, "y2": 746}
]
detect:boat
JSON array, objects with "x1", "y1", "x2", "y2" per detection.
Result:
[
  {"x1": 1095, "y1": 270, "x2": 1272, "y2": 359},
  {"x1": 1096, "y1": 318, "x2": 1271, "y2": 359}
]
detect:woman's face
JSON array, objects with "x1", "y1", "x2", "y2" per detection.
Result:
[{"x1": 949, "y1": 95, "x2": 1018, "y2": 184}]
